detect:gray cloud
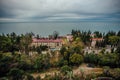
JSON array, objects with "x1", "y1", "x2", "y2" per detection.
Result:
[{"x1": 0, "y1": 0, "x2": 120, "y2": 22}]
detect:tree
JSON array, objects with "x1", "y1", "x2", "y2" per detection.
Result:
[
  {"x1": 109, "y1": 36, "x2": 120, "y2": 47},
  {"x1": 116, "y1": 43, "x2": 120, "y2": 67},
  {"x1": 53, "y1": 31, "x2": 59, "y2": 39},
  {"x1": 98, "y1": 53, "x2": 117, "y2": 67},
  {"x1": 36, "y1": 34, "x2": 40, "y2": 39},
  {"x1": 73, "y1": 46, "x2": 82, "y2": 54},
  {"x1": 117, "y1": 31, "x2": 120, "y2": 36},
  {"x1": 69, "y1": 53, "x2": 83, "y2": 66},
  {"x1": 20, "y1": 33, "x2": 33, "y2": 54},
  {"x1": 0, "y1": 36, "x2": 12, "y2": 52},
  {"x1": 94, "y1": 31, "x2": 102, "y2": 38},
  {"x1": 84, "y1": 53, "x2": 99, "y2": 64},
  {"x1": 58, "y1": 58, "x2": 68, "y2": 67},
  {"x1": 60, "y1": 46, "x2": 67, "y2": 56},
  {"x1": 34, "y1": 54, "x2": 50, "y2": 72},
  {"x1": 36, "y1": 46, "x2": 42, "y2": 54}
]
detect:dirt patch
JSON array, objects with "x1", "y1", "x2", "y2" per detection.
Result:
[{"x1": 32, "y1": 64, "x2": 103, "y2": 79}]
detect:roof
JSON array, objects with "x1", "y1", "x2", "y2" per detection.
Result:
[
  {"x1": 32, "y1": 38, "x2": 62, "y2": 43},
  {"x1": 91, "y1": 38, "x2": 104, "y2": 41}
]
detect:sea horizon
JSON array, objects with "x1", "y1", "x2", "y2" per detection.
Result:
[{"x1": 0, "y1": 21, "x2": 120, "y2": 37}]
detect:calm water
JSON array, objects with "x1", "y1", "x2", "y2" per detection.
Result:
[{"x1": 0, "y1": 22, "x2": 120, "y2": 36}]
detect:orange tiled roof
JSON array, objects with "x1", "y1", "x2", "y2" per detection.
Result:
[
  {"x1": 91, "y1": 38, "x2": 104, "y2": 41},
  {"x1": 32, "y1": 38, "x2": 62, "y2": 43}
]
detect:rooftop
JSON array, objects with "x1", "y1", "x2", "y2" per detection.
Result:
[{"x1": 32, "y1": 38, "x2": 62, "y2": 43}]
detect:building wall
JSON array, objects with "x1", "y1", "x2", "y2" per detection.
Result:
[{"x1": 31, "y1": 42, "x2": 62, "y2": 49}]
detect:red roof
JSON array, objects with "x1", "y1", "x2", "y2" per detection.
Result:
[
  {"x1": 32, "y1": 38, "x2": 62, "y2": 43},
  {"x1": 91, "y1": 38, "x2": 104, "y2": 41}
]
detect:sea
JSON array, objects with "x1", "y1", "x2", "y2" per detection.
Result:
[{"x1": 0, "y1": 22, "x2": 120, "y2": 36}]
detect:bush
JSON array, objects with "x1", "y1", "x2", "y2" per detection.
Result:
[
  {"x1": 18, "y1": 61, "x2": 33, "y2": 71},
  {"x1": 110, "y1": 68, "x2": 120, "y2": 80},
  {"x1": 60, "y1": 65, "x2": 72, "y2": 75},
  {"x1": 8, "y1": 68, "x2": 25, "y2": 80},
  {"x1": 57, "y1": 58, "x2": 68, "y2": 67},
  {"x1": 34, "y1": 54, "x2": 50, "y2": 72},
  {"x1": 69, "y1": 53, "x2": 83, "y2": 66},
  {"x1": 98, "y1": 53, "x2": 117, "y2": 67},
  {"x1": 84, "y1": 53, "x2": 99, "y2": 64}
]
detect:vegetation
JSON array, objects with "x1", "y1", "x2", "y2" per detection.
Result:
[
  {"x1": 69, "y1": 53, "x2": 83, "y2": 66},
  {"x1": 60, "y1": 65, "x2": 72, "y2": 75},
  {"x1": 0, "y1": 30, "x2": 120, "y2": 80}
]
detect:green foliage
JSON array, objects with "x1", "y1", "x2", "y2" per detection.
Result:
[
  {"x1": 60, "y1": 46, "x2": 67, "y2": 56},
  {"x1": 109, "y1": 36, "x2": 120, "y2": 47},
  {"x1": 98, "y1": 53, "x2": 117, "y2": 67},
  {"x1": 0, "y1": 54, "x2": 13, "y2": 62},
  {"x1": 73, "y1": 45, "x2": 82, "y2": 54},
  {"x1": 36, "y1": 46, "x2": 42, "y2": 54},
  {"x1": 58, "y1": 58, "x2": 68, "y2": 67},
  {"x1": 36, "y1": 45, "x2": 48, "y2": 54},
  {"x1": 69, "y1": 53, "x2": 83, "y2": 66},
  {"x1": 100, "y1": 67, "x2": 120, "y2": 80},
  {"x1": 66, "y1": 71, "x2": 74, "y2": 80},
  {"x1": 60, "y1": 65, "x2": 72, "y2": 75},
  {"x1": 0, "y1": 31, "x2": 120, "y2": 79},
  {"x1": 0, "y1": 32, "x2": 33, "y2": 54},
  {"x1": 60, "y1": 41, "x2": 83, "y2": 66},
  {"x1": 8, "y1": 68, "x2": 25, "y2": 80},
  {"x1": 111, "y1": 68, "x2": 120, "y2": 80},
  {"x1": 18, "y1": 61, "x2": 32, "y2": 71},
  {"x1": 84, "y1": 53, "x2": 99, "y2": 64},
  {"x1": 94, "y1": 31, "x2": 102, "y2": 38},
  {"x1": 0, "y1": 36, "x2": 12, "y2": 52},
  {"x1": 34, "y1": 54, "x2": 50, "y2": 72},
  {"x1": 0, "y1": 53, "x2": 13, "y2": 77},
  {"x1": 84, "y1": 52, "x2": 120, "y2": 68},
  {"x1": 103, "y1": 66, "x2": 111, "y2": 77},
  {"x1": 71, "y1": 29, "x2": 91, "y2": 45}
]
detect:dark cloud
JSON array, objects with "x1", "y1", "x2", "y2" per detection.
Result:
[{"x1": 0, "y1": 0, "x2": 120, "y2": 22}]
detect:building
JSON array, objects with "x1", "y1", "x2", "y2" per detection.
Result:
[
  {"x1": 91, "y1": 38, "x2": 104, "y2": 47},
  {"x1": 66, "y1": 34, "x2": 73, "y2": 42},
  {"x1": 31, "y1": 38, "x2": 63, "y2": 50},
  {"x1": 31, "y1": 34, "x2": 73, "y2": 51}
]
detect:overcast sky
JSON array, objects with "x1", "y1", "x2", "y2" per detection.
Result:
[{"x1": 0, "y1": 0, "x2": 120, "y2": 22}]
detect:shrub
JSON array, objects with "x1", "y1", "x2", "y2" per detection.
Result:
[
  {"x1": 8, "y1": 68, "x2": 25, "y2": 80},
  {"x1": 98, "y1": 53, "x2": 117, "y2": 67},
  {"x1": 69, "y1": 53, "x2": 83, "y2": 66},
  {"x1": 60, "y1": 65, "x2": 72, "y2": 75},
  {"x1": 84, "y1": 53, "x2": 99, "y2": 64},
  {"x1": 110, "y1": 68, "x2": 120, "y2": 80}
]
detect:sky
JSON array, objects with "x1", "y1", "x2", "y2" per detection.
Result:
[{"x1": 0, "y1": 0, "x2": 120, "y2": 22}]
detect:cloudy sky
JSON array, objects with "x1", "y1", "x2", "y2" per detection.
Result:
[{"x1": 0, "y1": 0, "x2": 120, "y2": 22}]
